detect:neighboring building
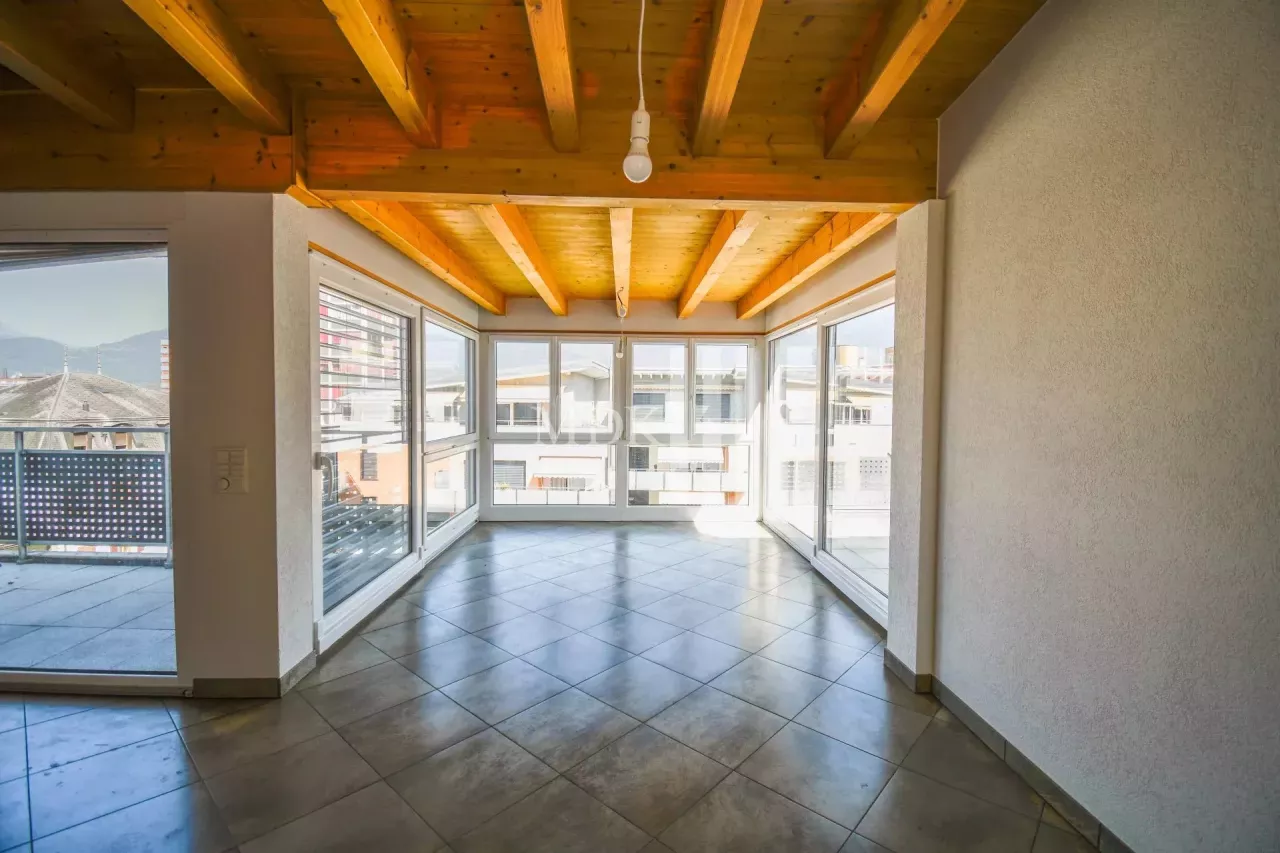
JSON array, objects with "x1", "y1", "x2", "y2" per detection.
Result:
[
  {"x1": 159, "y1": 338, "x2": 170, "y2": 391},
  {"x1": 0, "y1": 372, "x2": 170, "y2": 449}
]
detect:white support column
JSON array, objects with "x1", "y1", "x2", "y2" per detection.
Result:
[{"x1": 886, "y1": 199, "x2": 945, "y2": 686}]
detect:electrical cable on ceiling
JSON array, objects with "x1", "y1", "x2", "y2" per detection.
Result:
[{"x1": 622, "y1": 0, "x2": 652, "y2": 185}]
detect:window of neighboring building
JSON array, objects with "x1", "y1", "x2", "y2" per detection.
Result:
[
  {"x1": 493, "y1": 460, "x2": 527, "y2": 489},
  {"x1": 360, "y1": 449, "x2": 379, "y2": 481}
]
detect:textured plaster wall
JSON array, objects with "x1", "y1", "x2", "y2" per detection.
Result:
[{"x1": 936, "y1": 0, "x2": 1280, "y2": 850}]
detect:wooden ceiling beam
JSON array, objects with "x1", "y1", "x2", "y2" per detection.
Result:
[
  {"x1": 472, "y1": 203, "x2": 567, "y2": 316},
  {"x1": 678, "y1": 210, "x2": 764, "y2": 318},
  {"x1": 737, "y1": 212, "x2": 896, "y2": 319},
  {"x1": 690, "y1": 0, "x2": 764, "y2": 157},
  {"x1": 320, "y1": 0, "x2": 439, "y2": 147},
  {"x1": 122, "y1": 0, "x2": 290, "y2": 135},
  {"x1": 335, "y1": 200, "x2": 506, "y2": 314},
  {"x1": 609, "y1": 208, "x2": 633, "y2": 318},
  {"x1": 524, "y1": 0, "x2": 579, "y2": 152},
  {"x1": 0, "y1": 1, "x2": 133, "y2": 130},
  {"x1": 825, "y1": 0, "x2": 968, "y2": 159}
]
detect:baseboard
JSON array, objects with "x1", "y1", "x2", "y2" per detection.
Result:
[
  {"x1": 931, "y1": 676, "x2": 1136, "y2": 853},
  {"x1": 279, "y1": 650, "x2": 317, "y2": 695},
  {"x1": 190, "y1": 677, "x2": 283, "y2": 699},
  {"x1": 883, "y1": 649, "x2": 933, "y2": 693}
]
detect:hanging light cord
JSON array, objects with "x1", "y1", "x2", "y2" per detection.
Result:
[{"x1": 636, "y1": 0, "x2": 646, "y2": 111}]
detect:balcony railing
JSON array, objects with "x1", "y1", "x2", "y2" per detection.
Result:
[{"x1": 0, "y1": 426, "x2": 172, "y2": 563}]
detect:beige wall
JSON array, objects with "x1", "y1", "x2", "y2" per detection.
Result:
[{"x1": 935, "y1": 0, "x2": 1280, "y2": 850}]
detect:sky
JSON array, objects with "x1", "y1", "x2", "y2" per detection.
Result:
[{"x1": 0, "y1": 256, "x2": 168, "y2": 346}]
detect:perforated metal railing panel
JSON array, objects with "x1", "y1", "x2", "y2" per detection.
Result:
[
  {"x1": 19, "y1": 452, "x2": 167, "y2": 544},
  {"x1": 0, "y1": 453, "x2": 15, "y2": 541}
]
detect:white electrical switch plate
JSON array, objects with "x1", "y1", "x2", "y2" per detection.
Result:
[{"x1": 214, "y1": 447, "x2": 249, "y2": 494}]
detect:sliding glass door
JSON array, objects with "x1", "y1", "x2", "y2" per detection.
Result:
[{"x1": 766, "y1": 327, "x2": 819, "y2": 539}]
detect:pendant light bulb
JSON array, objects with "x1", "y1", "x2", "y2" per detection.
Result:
[{"x1": 623, "y1": 107, "x2": 652, "y2": 184}]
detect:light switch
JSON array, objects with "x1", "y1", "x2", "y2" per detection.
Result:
[{"x1": 214, "y1": 447, "x2": 249, "y2": 494}]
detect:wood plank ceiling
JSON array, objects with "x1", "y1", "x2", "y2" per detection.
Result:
[{"x1": 0, "y1": 0, "x2": 1045, "y2": 319}]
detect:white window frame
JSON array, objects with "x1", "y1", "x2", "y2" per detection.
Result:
[{"x1": 421, "y1": 309, "x2": 478, "y2": 457}]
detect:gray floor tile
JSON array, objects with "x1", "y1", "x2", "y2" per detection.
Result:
[
  {"x1": 300, "y1": 660, "x2": 432, "y2": 728},
  {"x1": 642, "y1": 842, "x2": 678, "y2": 853},
  {"x1": 660, "y1": 772, "x2": 850, "y2": 853},
  {"x1": 521, "y1": 633, "x2": 633, "y2": 684},
  {"x1": 693, "y1": 611, "x2": 789, "y2": 653},
  {"x1": 586, "y1": 612, "x2": 685, "y2": 654},
  {"x1": 361, "y1": 614, "x2": 467, "y2": 658},
  {"x1": 205, "y1": 731, "x2": 377, "y2": 843},
  {"x1": 794, "y1": 610, "x2": 882, "y2": 652},
  {"x1": 338, "y1": 691, "x2": 486, "y2": 776},
  {"x1": 455, "y1": 776, "x2": 648, "y2": 853},
  {"x1": 29, "y1": 732, "x2": 199, "y2": 838},
  {"x1": 499, "y1": 580, "x2": 583, "y2": 610},
  {"x1": 1033, "y1": 822, "x2": 1097, "y2": 853},
  {"x1": 294, "y1": 637, "x2": 391, "y2": 691},
  {"x1": 497, "y1": 689, "x2": 638, "y2": 772},
  {"x1": 710, "y1": 656, "x2": 830, "y2": 718},
  {"x1": 239, "y1": 781, "x2": 445, "y2": 853},
  {"x1": 164, "y1": 697, "x2": 269, "y2": 730},
  {"x1": 180, "y1": 694, "x2": 332, "y2": 778},
  {"x1": 474, "y1": 613, "x2": 577, "y2": 656},
  {"x1": 635, "y1": 595, "x2": 726, "y2": 630},
  {"x1": 838, "y1": 654, "x2": 940, "y2": 715},
  {"x1": 398, "y1": 635, "x2": 512, "y2": 688},
  {"x1": 641, "y1": 633, "x2": 749, "y2": 683},
  {"x1": 578, "y1": 658, "x2": 701, "y2": 721},
  {"x1": 769, "y1": 575, "x2": 842, "y2": 609},
  {"x1": 35, "y1": 626, "x2": 173, "y2": 671},
  {"x1": 732, "y1": 595, "x2": 819, "y2": 629},
  {"x1": 567, "y1": 725, "x2": 729, "y2": 836},
  {"x1": 714, "y1": 564, "x2": 802, "y2": 592},
  {"x1": 588, "y1": 581, "x2": 674, "y2": 611},
  {"x1": 54, "y1": 591, "x2": 171, "y2": 629},
  {"x1": 536, "y1": 595, "x2": 628, "y2": 630},
  {"x1": 794, "y1": 684, "x2": 931, "y2": 764},
  {"x1": 22, "y1": 694, "x2": 154, "y2": 726},
  {"x1": 0, "y1": 696, "x2": 21, "y2": 735},
  {"x1": 0, "y1": 777, "x2": 29, "y2": 851},
  {"x1": 857, "y1": 768, "x2": 1039, "y2": 853},
  {"x1": 680, "y1": 580, "x2": 760, "y2": 609},
  {"x1": 757, "y1": 631, "x2": 863, "y2": 680},
  {"x1": 388, "y1": 729, "x2": 555, "y2": 841},
  {"x1": 25, "y1": 702, "x2": 175, "y2": 773},
  {"x1": 119, "y1": 606, "x2": 176, "y2": 631},
  {"x1": 738, "y1": 722, "x2": 894, "y2": 830},
  {"x1": 435, "y1": 598, "x2": 529, "y2": 632},
  {"x1": 358, "y1": 598, "x2": 427, "y2": 634},
  {"x1": 839, "y1": 834, "x2": 893, "y2": 853},
  {"x1": 0, "y1": 729, "x2": 24, "y2": 784},
  {"x1": 649, "y1": 686, "x2": 786, "y2": 767},
  {"x1": 902, "y1": 718, "x2": 1044, "y2": 818},
  {"x1": 33, "y1": 781, "x2": 233, "y2": 853},
  {"x1": 522, "y1": 558, "x2": 591, "y2": 580},
  {"x1": 632, "y1": 569, "x2": 704, "y2": 594},
  {"x1": 550, "y1": 568, "x2": 625, "y2": 596},
  {"x1": 409, "y1": 577, "x2": 501, "y2": 612},
  {"x1": 441, "y1": 659, "x2": 569, "y2": 724},
  {"x1": 0, "y1": 627, "x2": 106, "y2": 668}
]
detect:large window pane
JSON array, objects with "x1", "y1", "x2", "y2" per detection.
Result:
[
  {"x1": 767, "y1": 327, "x2": 819, "y2": 537},
  {"x1": 694, "y1": 343, "x2": 749, "y2": 434},
  {"x1": 824, "y1": 305, "x2": 894, "y2": 596},
  {"x1": 631, "y1": 342, "x2": 686, "y2": 435},
  {"x1": 627, "y1": 444, "x2": 749, "y2": 506},
  {"x1": 495, "y1": 340, "x2": 550, "y2": 434},
  {"x1": 426, "y1": 448, "x2": 474, "y2": 534},
  {"x1": 560, "y1": 341, "x2": 614, "y2": 433},
  {"x1": 492, "y1": 445, "x2": 613, "y2": 505},
  {"x1": 423, "y1": 320, "x2": 472, "y2": 443},
  {"x1": 319, "y1": 287, "x2": 411, "y2": 612}
]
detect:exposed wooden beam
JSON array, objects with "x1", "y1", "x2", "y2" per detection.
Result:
[
  {"x1": 609, "y1": 208, "x2": 633, "y2": 318},
  {"x1": 122, "y1": 0, "x2": 290, "y2": 135},
  {"x1": 690, "y1": 0, "x2": 764, "y2": 157},
  {"x1": 335, "y1": 200, "x2": 506, "y2": 314},
  {"x1": 524, "y1": 0, "x2": 578, "y2": 152},
  {"x1": 0, "y1": 0, "x2": 133, "y2": 130},
  {"x1": 320, "y1": 0, "x2": 439, "y2": 147},
  {"x1": 472, "y1": 203, "x2": 567, "y2": 316},
  {"x1": 737, "y1": 212, "x2": 896, "y2": 319},
  {"x1": 826, "y1": 0, "x2": 968, "y2": 158},
  {"x1": 287, "y1": 93, "x2": 329, "y2": 208},
  {"x1": 677, "y1": 210, "x2": 764, "y2": 318}
]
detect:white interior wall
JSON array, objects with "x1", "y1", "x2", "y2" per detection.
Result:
[
  {"x1": 763, "y1": 224, "x2": 896, "y2": 333},
  {"x1": 935, "y1": 0, "x2": 1280, "y2": 849}
]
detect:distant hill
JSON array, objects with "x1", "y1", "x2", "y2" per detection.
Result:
[{"x1": 0, "y1": 329, "x2": 167, "y2": 388}]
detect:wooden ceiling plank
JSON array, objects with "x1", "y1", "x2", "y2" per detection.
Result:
[
  {"x1": 287, "y1": 92, "x2": 329, "y2": 208},
  {"x1": 736, "y1": 212, "x2": 895, "y2": 319},
  {"x1": 320, "y1": 0, "x2": 439, "y2": 147},
  {"x1": 335, "y1": 200, "x2": 506, "y2": 314},
  {"x1": 122, "y1": 0, "x2": 290, "y2": 134},
  {"x1": 825, "y1": 0, "x2": 969, "y2": 159},
  {"x1": 524, "y1": 0, "x2": 579, "y2": 152},
  {"x1": 690, "y1": 0, "x2": 764, "y2": 157},
  {"x1": 677, "y1": 210, "x2": 764, "y2": 318},
  {"x1": 0, "y1": 1, "x2": 133, "y2": 130},
  {"x1": 609, "y1": 208, "x2": 633, "y2": 318},
  {"x1": 472, "y1": 203, "x2": 568, "y2": 315}
]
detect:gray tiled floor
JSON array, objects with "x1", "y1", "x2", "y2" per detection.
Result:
[
  {"x1": 0, "y1": 522, "x2": 1094, "y2": 852},
  {"x1": 0, "y1": 562, "x2": 174, "y2": 673}
]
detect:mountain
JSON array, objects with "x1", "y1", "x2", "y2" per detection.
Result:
[{"x1": 0, "y1": 329, "x2": 168, "y2": 388}]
